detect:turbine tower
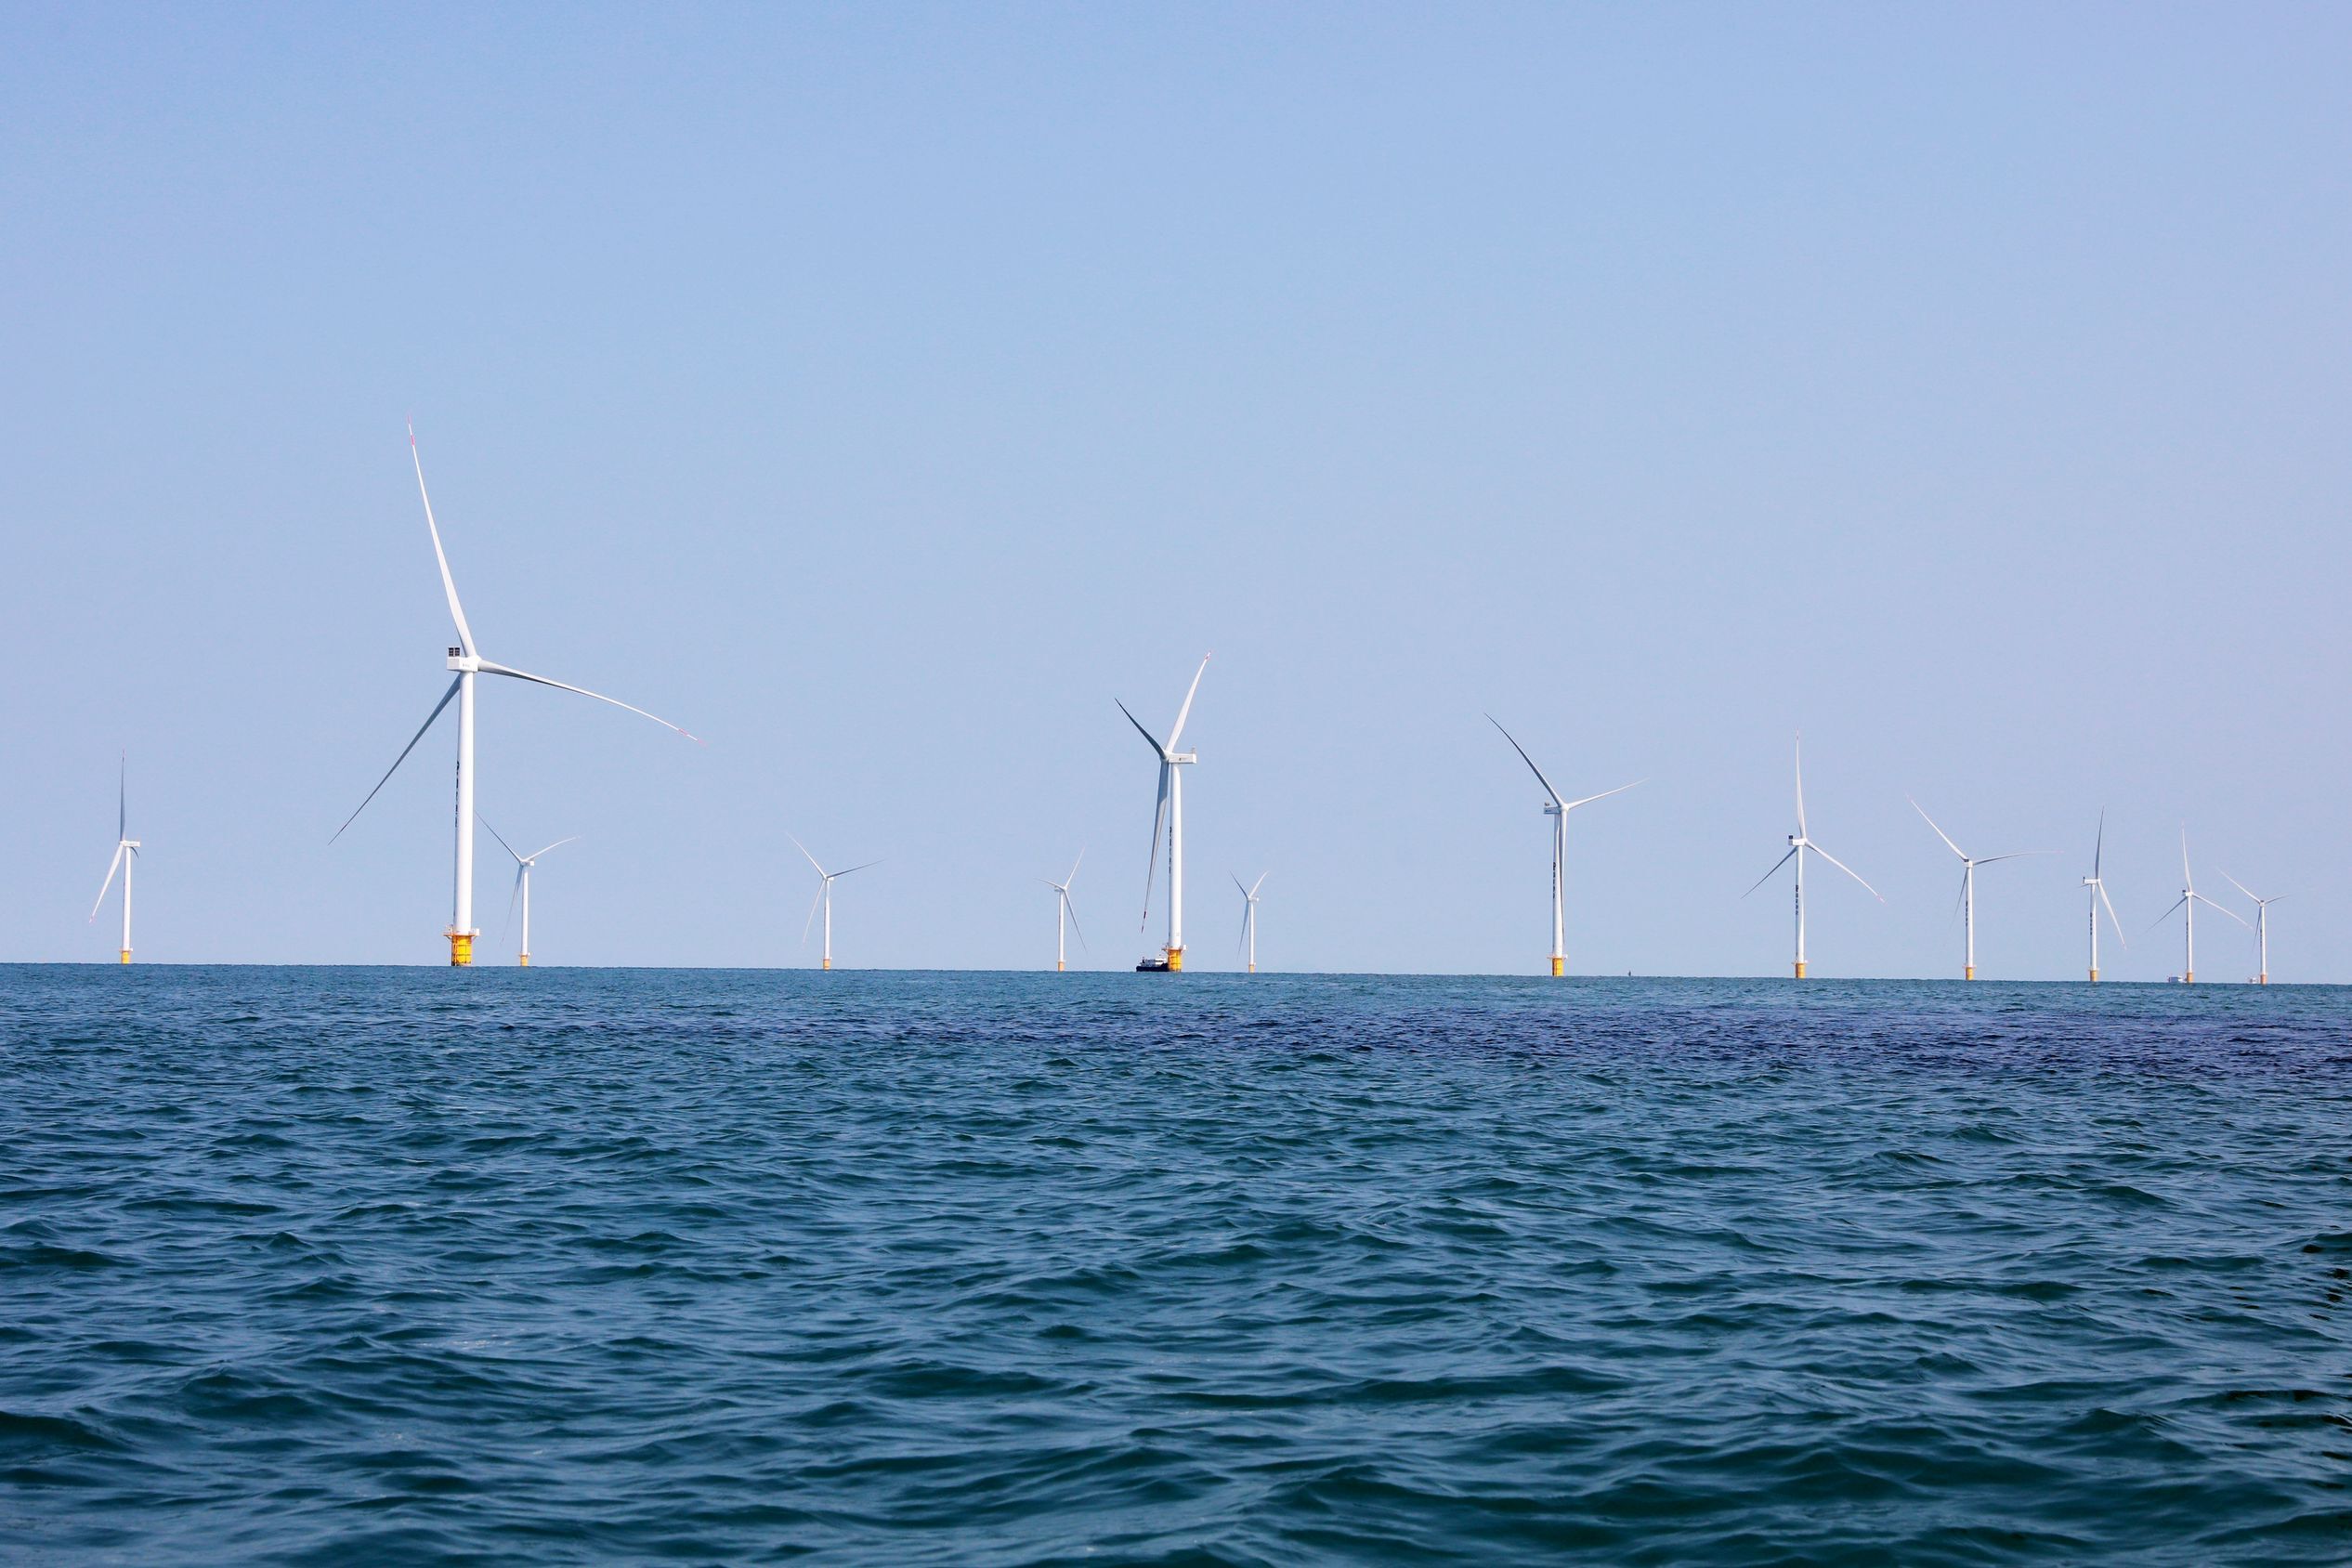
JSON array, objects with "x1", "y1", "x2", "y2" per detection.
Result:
[
  {"x1": 1908, "y1": 797, "x2": 2048, "y2": 980},
  {"x1": 1045, "y1": 852, "x2": 1085, "y2": 972},
  {"x1": 1119, "y1": 655, "x2": 1209, "y2": 973},
  {"x1": 1487, "y1": 717, "x2": 1639, "y2": 976},
  {"x1": 2154, "y1": 829, "x2": 2244, "y2": 984},
  {"x1": 1747, "y1": 733, "x2": 1881, "y2": 978},
  {"x1": 334, "y1": 425, "x2": 698, "y2": 965},
  {"x1": 2220, "y1": 872, "x2": 2283, "y2": 985},
  {"x1": 89, "y1": 752, "x2": 139, "y2": 964},
  {"x1": 791, "y1": 833, "x2": 880, "y2": 971},
  {"x1": 479, "y1": 817, "x2": 578, "y2": 967},
  {"x1": 2082, "y1": 810, "x2": 2125, "y2": 983},
  {"x1": 1234, "y1": 871, "x2": 1267, "y2": 973}
]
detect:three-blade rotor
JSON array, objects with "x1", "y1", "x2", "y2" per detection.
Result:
[{"x1": 1121, "y1": 655, "x2": 1209, "y2": 931}]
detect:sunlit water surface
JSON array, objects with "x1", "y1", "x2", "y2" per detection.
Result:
[{"x1": 4, "y1": 967, "x2": 2349, "y2": 1564}]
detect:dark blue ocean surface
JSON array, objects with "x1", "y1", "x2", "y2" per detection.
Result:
[{"x1": 4, "y1": 968, "x2": 2349, "y2": 1564}]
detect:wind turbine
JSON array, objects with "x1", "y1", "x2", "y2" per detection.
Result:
[
  {"x1": 1045, "y1": 852, "x2": 1085, "y2": 972},
  {"x1": 89, "y1": 752, "x2": 138, "y2": 964},
  {"x1": 791, "y1": 833, "x2": 880, "y2": 971},
  {"x1": 1234, "y1": 871, "x2": 1267, "y2": 973},
  {"x1": 1119, "y1": 655, "x2": 1209, "y2": 973},
  {"x1": 1908, "y1": 797, "x2": 2049, "y2": 980},
  {"x1": 333, "y1": 425, "x2": 698, "y2": 966},
  {"x1": 1487, "y1": 716, "x2": 1639, "y2": 976},
  {"x1": 479, "y1": 817, "x2": 579, "y2": 967},
  {"x1": 2082, "y1": 810, "x2": 2126, "y2": 983},
  {"x1": 1746, "y1": 733, "x2": 1881, "y2": 978},
  {"x1": 2154, "y1": 829, "x2": 2244, "y2": 984},
  {"x1": 2219, "y1": 871, "x2": 2283, "y2": 985}
]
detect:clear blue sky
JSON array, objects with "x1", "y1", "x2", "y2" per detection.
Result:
[{"x1": 4, "y1": 4, "x2": 2345, "y2": 977}]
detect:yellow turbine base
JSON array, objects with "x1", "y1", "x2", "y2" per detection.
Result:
[
  {"x1": 2183, "y1": 971, "x2": 2194, "y2": 985},
  {"x1": 1549, "y1": 955, "x2": 1564, "y2": 977},
  {"x1": 1794, "y1": 960, "x2": 1808, "y2": 979},
  {"x1": 1057, "y1": 960, "x2": 1066, "y2": 972},
  {"x1": 1965, "y1": 965, "x2": 1975, "y2": 981},
  {"x1": 1166, "y1": 947, "x2": 1183, "y2": 972},
  {"x1": 822, "y1": 957, "x2": 832, "y2": 971},
  {"x1": 448, "y1": 931, "x2": 475, "y2": 967},
  {"x1": 518, "y1": 953, "x2": 531, "y2": 968},
  {"x1": 119, "y1": 950, "x2": 132, "y2": 964},
  {"x1": 1248, "y1": 963, "x2": 1257, "y2": 974},
  {"x1": 2088, "y1": 968, "x2": 2099, "y2": 984}
]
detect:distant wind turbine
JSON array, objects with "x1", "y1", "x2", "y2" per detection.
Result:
[
  {"x1": 1747, "y1": 733, "x2": 1881, "y2": 978},
  {"x1": 791, "y1": 834, "x2": 880, "y2": 971},
  {"x1": 89, "y1": 752, "x2": 139, "y2": 964},
  {"x1": 333, "y1": 425, "x2": 699, "y2": 966},
  {"x1": 1908, "y1": 797, "x2": 2049, "y2": 980},
  {"x1": 1487, "y1": 717, "x2": 1639, "y2": 977},
  {"x1": 2219, "y1": 871, "x2": 2283, "y2": 986},
  {"x1": 1045, "y1": 852, "x2": 1085, "y2": 972},
  {"x1": 479, "y1": 817, "x2": 579, "y2": 967},
  {"x1": 2081, "y1": 810, "x2": 2126, "y2": 983},
  {"x1": 1119, "y1": 655, "x2": 1209, "y2": 973},
  {"x1": 2153, "y1": 829, "x2": 2244, "y2": 984},
  {"x1": 1234, "y1": 871, "x2": 1267, "y2": 973}
]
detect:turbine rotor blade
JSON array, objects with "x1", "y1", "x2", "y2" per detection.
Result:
[
  {"x1": 1066, "y1": 848, "x2": 1084, "y2": 887},
  {"x1": 802, "y1": 883, "x2": 825, "y2": 944},
  {"x1": 1744, "y1": 845, "x2": 1799, "y2": 898},
  {"x1": 2220, "y1": 870, "x2": 2261, "y2": 905},
  {"x1": 786, "y1": 832, "x2": 827, "y2": 880},
  {"x1": 332, "y1": 675, "x2": 464, "y2": 843},
  {"x1": 1808, "y1": 842, "x2": 1884, "y2": 901},
  {"x1": 1139, "y1": 763, "x2": 1169, "y2": 930},
  {"x1": 1973, "y1": 851, "x2": 2052, "y2": 867},
  {"x1": 2097, "y1": 881, "x2": 2127, "y2": 947},
  {"x1": 1486, "y1": 715, "x2": 1564, "y2": 807},
  {"x1": 2093, "y1": 808, "x2": 2106, "y2": 880},
  {"x1": 477, "y1": 660, "x2": 699, "y2": 743},
  {"x1": 2191, "y1": 892, "x2": 2252, "y2": 928},
  {"x1": 1065, "y1": 890, "x2": 1087, "y2": 951},
  {"x1": 2149, "y1": 895, "x2": 2189, "y2": 933},
  {"x1": 1563, "y1": 779, "x2": 1642, "y2": 813},
  {"x1": 1166, "y1": 654, "x2": 1210, "y2": 750},
  {"x1": 831, "y1": 858, "x2": 883, "y2": 880},
  {"x1": 118, "y1": 751, "x2": 126, "y2": 842},
  {"x1": 477, "y1": 814, "x2": 527, "y2": 865},
  {"x1": 1249, "y1": 871, "x2": 1268, "y2": 897},
  {"x1": 89, "y1": 843, "x2": 125, "y2": 921},
  {"x1": 1794, "y1": 732, "x2": 1807, "y2": 840},
  {"x1": 1117, "y1": 699, "x2": 1168, "y2": 756},
  {"x1": 1909, "y1": 796, "x2": 1967, "y2": 861},
  {"x1": 525, "y1": 835, "x2": 581, "y2": 863},
  {"x1": 410, "y1": 424, "x2": 477, "y2": 658}
]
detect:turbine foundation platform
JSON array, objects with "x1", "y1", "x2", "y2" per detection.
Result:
[
  {"x1": 447, "y1": 930, "x2": 477, "y2": 967},
  {"x1": 1548, "y1": 955, "x2": 1563, "y2": 977},
  {"x1": 119, "y1": 950, "x2": 132, "y2": 964},
  {"x1": 2088, "y1": 968, "x2": 2099, "y2": 984},
  {"x1": 1964, "y1": 965, "x2": 1976, "y2": 981},
  {"x1": 1793, "y1": 960, "x2": 1808, "y2": 979},
  {"x1": 518, "y1": 953, "x2": 531, "y2": 968}
]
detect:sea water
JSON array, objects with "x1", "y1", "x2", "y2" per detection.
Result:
[{"x1": 4, "y1": 967, "x2": 2348, "y2": 1563}]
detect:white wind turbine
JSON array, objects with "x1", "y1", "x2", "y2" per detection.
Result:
[
  {"x1": 1908, "y1": 797, "x2": 2049, "y2": 980},
  {"x1": 1487, "y1": 717, "x2": 1639, "y2": 976},
  {"x1": 2154, "y1": 829, "x2": 2244, "y2": 985},
  {"x1": 479, "y1": 817, "x2": 579, "y2": 968},
  {"x1": 1746, "y1": 733, "x2": 1881, "y2": 978},
  {"x1": 1045, "y1": 852, "x2": 1086, "y2": 972},
  {"x1": 791, "y1": 834, "x2": 881, "y2": 971},
  {"x1": 334, "y1": 425, "x2": 699, "y2": 965},
  {"x1": 89, "y1": 752, "x2": 139, "y2": 964},
  {"x1": 1119, "y1": 655, "x2": 1209, "y2": 973},
  {"x1": 2081, "y1": 810, "x2": 2126, "y2": 983},
  {"x1": 1234, "y1": 871, "x2": 1267, "y2": 973},
  {"x1": 2219, "y1": 871, "x2": 2283, "y2": 986}
]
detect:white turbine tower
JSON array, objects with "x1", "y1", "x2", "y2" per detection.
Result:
[
  {"x1": 89, "y1": 752, "x2": 138, "y2": 964},
  {"x1": 1908, "y1": 797, "x2": 2048, "y2": 980},
  {"x1": 1487, "y1": 717, "x2": 1639, "y2": 977},
  {"x1": 479, "y1": 817, "x2": 579, "y2": 967},
  {"x1": 2082, "y1": 810, "x2": 2126, "y2": 983},
  {"x1": 2219, "y1": 871, "x2": 2282, "y2": 985},
  {"x1": 791, "y1": 834, "x2": 880, "y2": 971},
  {"x1": 1234, "y1": 871, "x2": 1267, "y2": 973},
  {"x1": 1747, "y1": 733, "x2": 1881, "y2": 978},
  {"x1": 1045, "y1": 852, "x2": 1085, "y2": 972},
  {"x1": 1119, "y1": 655, "x2": 1209, "y2": 973},
  {"x1": 2154, "y1": 829, "x2": 2244, "y2": 985},
  {"x1": 334, "y1": 425, "x2": 699, "y2": 965}
]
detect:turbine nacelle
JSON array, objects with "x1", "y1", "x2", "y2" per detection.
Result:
[{"x1": 447, "y1": 650, "x2": 480, "y2": 673}]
